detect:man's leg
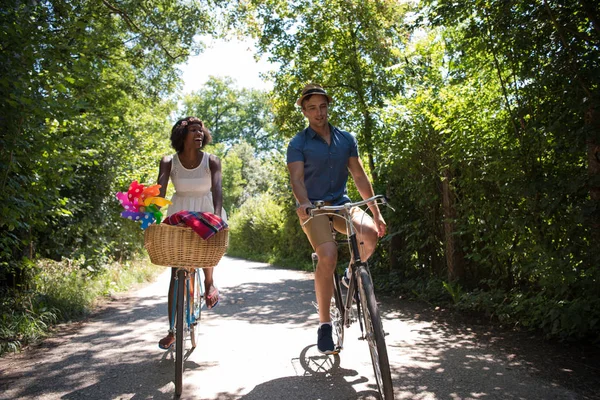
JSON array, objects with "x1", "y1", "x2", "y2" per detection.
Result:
[
  {"x1": 334, "y1": 208, "x2": 379, "y2": 262},
  {"x1": 314, "y1": 241, "x2": 338, "y2": 323},
  {"x1": 314, "y1": 241, "x2": 338, "y2": 354},
  {"x1": 302, "y1": 215, "x2": 338, "y2": 354}
]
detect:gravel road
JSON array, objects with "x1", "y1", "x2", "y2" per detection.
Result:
[{"x1": 0, "y1": 256, "x2": 598, "y2": 399}]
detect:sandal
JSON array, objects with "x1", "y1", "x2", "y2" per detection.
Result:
[
  {"x1": 158, "y1": 332, "x2": 175, "y2": 350},
  {"x1": 205, "y1": 285, "x2": 219, "y2": 309}
]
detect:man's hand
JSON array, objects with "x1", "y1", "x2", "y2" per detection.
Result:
[
  {"x1": 296, "y1": 202, "x2": 313, "y2": 221},
  {"x1": 374, "y1": 214, "x2": 387, "y2": 238}
]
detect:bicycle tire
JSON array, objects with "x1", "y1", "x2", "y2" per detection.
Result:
[
  {"x1": 356, "y1": 265, "x2": 394, "y2": 399},
  {"x1": 175, "y1": 269, "x2": 186, "y2": 396},
  {"x1": 190, "y1": 269, "x2": 201, "y2": 349},
  {"x1": 331, "y1": 272, "x2": 345, "y2": 351}
]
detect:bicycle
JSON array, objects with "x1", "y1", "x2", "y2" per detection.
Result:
[
  {"x1": 144, "y1": 222, "x2": 229, "y2": 397},
  {"x1": 306, "y1": 194, "x2": 394, "y2": 400},
  {"x1": 168, "y1": 267, "x2": 204, "y2": 397}
]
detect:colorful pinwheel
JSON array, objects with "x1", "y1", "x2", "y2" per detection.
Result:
[{"x1": 116, "y1": 180, "x2": 172, "y2": 229}]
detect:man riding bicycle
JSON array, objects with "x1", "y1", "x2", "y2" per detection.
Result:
[{"x1": 286, "y1": 83, "x2": 386, "y2": 354}]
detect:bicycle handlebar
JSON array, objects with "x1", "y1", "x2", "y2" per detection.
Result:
[{"x1": 306, "y1": 195, "x2": 391, "y2": 217}]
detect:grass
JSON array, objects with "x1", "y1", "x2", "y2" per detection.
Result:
[{"x1": 0, "y1": 255, "x2": 163, "y2": 357}]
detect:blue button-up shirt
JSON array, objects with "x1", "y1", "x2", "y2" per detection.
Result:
[{"x1": 286, "y1": 124, "x2": 359, "y2": 205}]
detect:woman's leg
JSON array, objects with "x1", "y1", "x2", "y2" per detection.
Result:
[
  {"x1": 203, "y1": 267, "x2": 219, "y2": 308},
  {"x1": 158, "y1": 268, "x2": 176, "y2": 349}
]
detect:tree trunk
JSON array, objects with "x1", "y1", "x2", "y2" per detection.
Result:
[{"x1": 441, "y1": 168, "x2": 465, "y2": 282}]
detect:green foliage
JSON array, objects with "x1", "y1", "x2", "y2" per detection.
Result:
[
  {"x1": 234, "y1": 0, "x2": 410, "y2": 185},
  {"x1": 227, "y1": 193, "x2": 285, "y2": 261},
  {"x1": 180, "y1": 77, "x2": 284, "y2": 153},
  {"x1": 443, "y1": 281, "x2": 464, "y2": 305},
  {"x1": 0, "y1": 0, "x2": 213, "y2": 284},
  {"x1": 0, "y1": 0, "x2": 218, "y2": 353},
  {"x1": 217, "y1": 141, "x2": 273, "y2": 212},
  {"x1": 375, "y1": 0, "x2": 600, "y2": 341}
]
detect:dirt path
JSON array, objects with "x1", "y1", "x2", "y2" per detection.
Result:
[{"x1": 0, "y1": 256, "x2": 598, "y2": 399}]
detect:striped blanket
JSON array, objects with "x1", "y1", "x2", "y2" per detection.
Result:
[{"x1": 163, "y1": 211, "x2": 228, "y2": 240}]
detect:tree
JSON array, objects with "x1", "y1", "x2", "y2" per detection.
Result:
[
  {"x1": 235, "y1": 0, "x2": 409, "y2": 184},
  {"x1": 0, "y1": 0, "x2": 215, "y2": 285},
  {"x1": 181, "y1": 76, "x2": 283, "y2": 153}
]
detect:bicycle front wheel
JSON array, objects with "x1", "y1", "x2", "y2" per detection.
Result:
[
  {"x1": 175, "y1": 269, "x2": 186, "y2": 396},
  {"x1": 331, "y1": 272, "x2": 345, "y2": 352},
  {"x1": 189, "y1": 269, "x2": 201, "y2": 349},
  {"x1": 356, "y1": 265, "x2": 394, "y2": 399}
]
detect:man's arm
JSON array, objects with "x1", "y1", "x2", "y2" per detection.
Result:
[
  {"x1": 348, "y1": 156, "x2": 386, "y2": 237},
  {"x1": 287, "y1": 161, "x2": 312, "y2": 221}
]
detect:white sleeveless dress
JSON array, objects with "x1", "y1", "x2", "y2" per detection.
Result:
[{"x1": 166, "y1": 152, "x2": 228, "y2": 222}]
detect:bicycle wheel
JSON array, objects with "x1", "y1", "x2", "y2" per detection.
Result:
[
  {"x1": 356, "y1": 265, "x2": 394, "y2": 399},
  {"x1": 175, "y1": 269, "x2": 186, "y2": 396},
  {"x1": 331, "y1": 272, "x2": 345, "y2": 351},
  {"x1": 189, "y1": 269, "x2": 201, "y2": 349}
]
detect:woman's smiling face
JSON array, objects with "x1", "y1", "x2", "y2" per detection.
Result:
[{"x1": 184, "y1": 123, "x2": 205, "y2": 149}]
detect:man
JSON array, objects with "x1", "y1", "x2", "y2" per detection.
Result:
[{"x1": 286, "y1": 83, "x2": 387, "y2": 354}]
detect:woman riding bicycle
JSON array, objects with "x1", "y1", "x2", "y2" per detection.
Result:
[{"x1": 156, "y1": 116, "x2": 227, "y2": 350}]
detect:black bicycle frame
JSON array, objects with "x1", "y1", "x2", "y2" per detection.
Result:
[{"x1": 343, "y1": 232, "x2": 365, "y2": 333}]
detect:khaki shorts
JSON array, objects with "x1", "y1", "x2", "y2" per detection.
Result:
[{"x1": 300, "y1": 206, "x2": 372, "y2": 249}]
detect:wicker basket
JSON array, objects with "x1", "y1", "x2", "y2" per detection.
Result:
[{"x1": 144, "y1": 224, "x2": 229, "y2": 267}]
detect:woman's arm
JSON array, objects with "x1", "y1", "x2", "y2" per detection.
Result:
[{"x1": 209, "y1": 154, "x2": 224, "y2": 218}]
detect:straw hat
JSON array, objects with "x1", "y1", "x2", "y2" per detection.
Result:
[{"x1": 296, "y1": 84, "x2": 333, "y2": 107}]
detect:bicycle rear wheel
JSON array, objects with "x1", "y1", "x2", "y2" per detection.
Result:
[
  {"x1": 331, "y1": 272, "x2": 345, "y2": 352},
  {"x1": 356, "y1": 264, "x2": 394, "y2": 399},
  {"x1": 175, "y1": 269, "x2": 186, "y2": 396}
]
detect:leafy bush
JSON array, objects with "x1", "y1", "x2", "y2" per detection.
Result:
[
  {"x1": 228, "y1": 194, "x2": 286, "y2": 261},
  {"x1": 227, "y1": 193, "x2": 314, "y2": 268}
]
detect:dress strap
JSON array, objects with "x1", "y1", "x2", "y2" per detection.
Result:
[{"x1": 202, "y1": 152, "x2": 211, "y2": 171}]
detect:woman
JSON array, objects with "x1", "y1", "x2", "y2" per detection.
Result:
[{"x1": 156, "y1": 116, "x2": 227, "y2": 350}]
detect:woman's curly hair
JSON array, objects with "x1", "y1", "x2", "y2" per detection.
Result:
[{"x1": 170, "y1": 116, "x2": 213, "y2": 153}]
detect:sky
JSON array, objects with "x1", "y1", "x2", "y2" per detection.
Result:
[{"x1": 178, "y1": 37, "x2": 276, "y2": 93}]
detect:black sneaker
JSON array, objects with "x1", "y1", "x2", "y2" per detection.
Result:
[{"x1": 317, "y1": 324, "x2": 335, "y2": 354}]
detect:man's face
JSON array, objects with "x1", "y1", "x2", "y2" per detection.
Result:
[{"x1": 302, "y1": 95, "x2": 329, "y2": 130}]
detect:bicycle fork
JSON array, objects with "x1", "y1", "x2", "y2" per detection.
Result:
[{"x1": 169, "y1": 272, "x2": 198, "y2": 336}]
